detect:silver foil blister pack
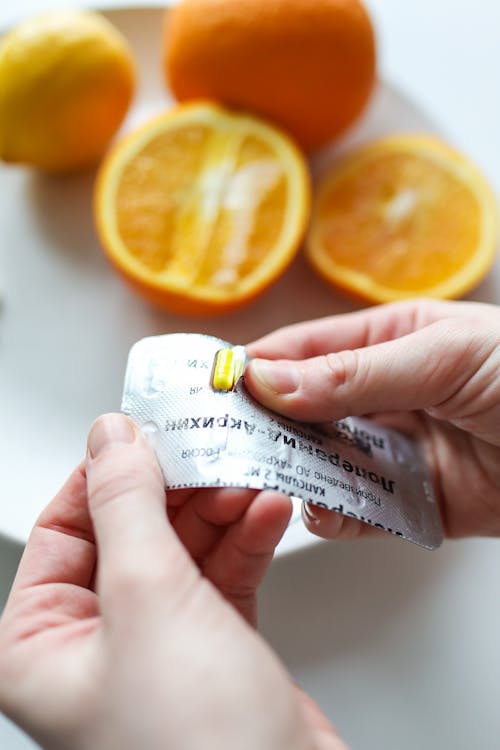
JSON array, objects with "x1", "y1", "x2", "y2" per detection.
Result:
[{"x1": 122, "y1": 333, "x2": 443, "y2": 550}]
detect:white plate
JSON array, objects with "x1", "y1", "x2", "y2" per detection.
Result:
[{"x1": 0, "y1": 6, "x2": 478, "y2": 556}]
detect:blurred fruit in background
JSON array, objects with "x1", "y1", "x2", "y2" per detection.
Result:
[
  {"x1": 307, "y1": 134, "x2": 499, "y2": 302},
  {"x1": 0, "y1": 10, "x2": 135, "y2": 172},
  {"x1": 1, "y1": 3, "x2": 496, "y2": 315},
  {"x1": 94, "y1": 102, "x2": 311, "y2": 315},
  {"x1": 165, "y1": 0, "x2": 376, "y2": 152}
]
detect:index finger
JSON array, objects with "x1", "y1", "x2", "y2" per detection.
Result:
[
  {"x1": 245, "y1": 298, "x2": 490, "y2": 360},
  {"x1": 8, "y1": 463, "x2": 96, "y2": 600}
]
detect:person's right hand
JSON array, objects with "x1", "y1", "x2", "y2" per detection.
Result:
[
  {"x1": 0, "y1": 414, "x2": 343, "y2": 750},
  {"x1": 245, "y1": 299, "x2": 500, "y2": 541}
]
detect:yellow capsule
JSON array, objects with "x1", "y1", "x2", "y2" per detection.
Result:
[
  {"x1": 212, "y1": 348, "x2": 235, "y2": 391},
  {"x1": 212, "y1": 346, "x2": 247, "y2": 391}
]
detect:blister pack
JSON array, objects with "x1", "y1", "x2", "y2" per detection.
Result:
[{"x1": 122, "y1": 333, "x2": 443, "y2": 550}]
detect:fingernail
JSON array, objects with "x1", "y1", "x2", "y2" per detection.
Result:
[
  {"x1": 301, "y1": 501, "x2": 320, "y2": 525},
  {"x1": 87, "y1": 413, "x2": 136, "y2": 459},
  {"x1": 251, "y1": 359, "x2": 300, "y2": 394}
]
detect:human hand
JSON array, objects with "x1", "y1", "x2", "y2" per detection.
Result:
[
  {"x1": 245, "y1": 299, "x2": 500, "y2": 541},
  {"x1": 0, "y1": 414, "x2": 343, "y2": 750}
]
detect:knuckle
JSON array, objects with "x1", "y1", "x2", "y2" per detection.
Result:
[
  {"x1": 436, "y1": 317, "x2": 476, "y2": 344},
  {"x1": 104, "y1": 545, "x2": 194, "y2": 600},
  {"x1": 323, "y1": 349, "x2": 361, "y2": 392},
  {"x1": 433, "y1": 317, "x2": 478, "y2": 346},
  {"x1": 89, "y1": 471, "x2": 130, "y2": 512},
  {"x1": 89, "y1": 457, "x2": 162, "y2": 513},
  {"x1": 426, "y1": 318, "x2": 495, "y2": 418}
]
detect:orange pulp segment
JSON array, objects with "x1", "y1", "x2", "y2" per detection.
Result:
[
  {"x1": 306, "y1": 134, "x2": 499, "y2": 302},
  {"x1": 94, "y1": 101, "x2": 310, "y2": 314}
]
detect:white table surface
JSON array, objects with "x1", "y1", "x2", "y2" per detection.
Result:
[{"x1": 1, "y1": 1, "x2": 499, "y2": 749}]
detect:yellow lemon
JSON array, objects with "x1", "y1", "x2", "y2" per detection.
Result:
[{"x1": 0, "y1": 10, "x2": 135, "y2": 172}]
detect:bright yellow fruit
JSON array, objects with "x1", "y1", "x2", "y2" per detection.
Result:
[
  {"x1": 307, "y1": 134, "x2": 499, "y2": 302},
  {"x1": 94, "y1": 102, "x2": 311, "y2": 315},
  {"x1": 0, "y1": 10, "x2": 135, "y2": 172}
]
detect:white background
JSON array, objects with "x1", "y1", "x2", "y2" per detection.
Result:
[{"x1": 1, "y1": 1, "x2": 499, "y2": 748}]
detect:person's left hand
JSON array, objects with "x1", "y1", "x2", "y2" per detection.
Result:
[{"x1": 0, "y1": 413, "x2": 343, "y2": 750}]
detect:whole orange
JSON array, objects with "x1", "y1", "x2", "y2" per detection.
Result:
[{"x1": 164, "y1": 0, "x2": 376, "y2": 152}]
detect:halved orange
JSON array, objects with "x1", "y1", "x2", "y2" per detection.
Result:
[
  {"x1": 306, "y1": 134, "x2": 499, "y2": 302},
  {"x1": 94, "y1": 101, "x2": 310, "y2": 315}
]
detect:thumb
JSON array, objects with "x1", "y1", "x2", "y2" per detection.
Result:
[
  {"x1": 244, "y1": 318, "x2": 495, "y2": 424},
  {"x1": 86, "y1": 413, "x2": 196, "y2": 618}
]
